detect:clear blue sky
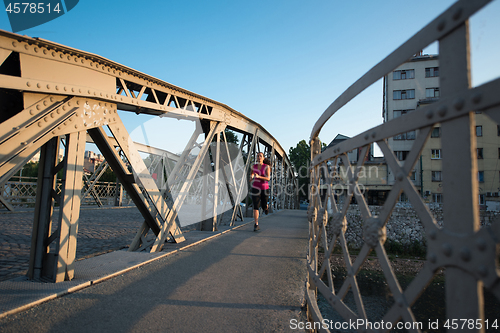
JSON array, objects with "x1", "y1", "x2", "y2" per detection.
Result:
[{"x1": 0, "y1": 0, "x2": 499, "y2": 155}]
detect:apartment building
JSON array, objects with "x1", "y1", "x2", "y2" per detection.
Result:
[{"x1": 383, "y1": 54, "x2": 500, "y2": 209}]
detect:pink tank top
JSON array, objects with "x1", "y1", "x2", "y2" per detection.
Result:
[{"x1": 252, "y1": 164, "x2": 269, "y2": 190}]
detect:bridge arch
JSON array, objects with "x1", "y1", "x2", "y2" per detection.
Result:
[{"x1": 0, "y1": 30, "x2": 298, "y2": 282}]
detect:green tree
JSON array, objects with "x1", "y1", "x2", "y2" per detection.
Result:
[
  {"x1": 14, "y1": 161, "x2": 39, "y2": 180},
  {"x1": 213, "y1": 129, "x2": 239, "y2": 145},
  {"x1": 289, "y1": 140, "x2": 311, "y2": 201},
  {"x1": 98, "y1": 164, "x2": 117, "y2": 183}
]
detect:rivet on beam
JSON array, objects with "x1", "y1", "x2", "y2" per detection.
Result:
[
  {"x1": 438, "y1": 106, "x2": 447, "y2": 117},
  {"x1": 437, "y1": 20, "x2": 446, "y2": 31},
  {"x1": 460, "y1": 247, "x2": 471, "y2": 262},
  {"x1": 453, "y1": 98, "x2": 464, "y2": 111},
  {"x1": 472, "y1": 93, "x2": 482, "y2": 104},
  {"x1": 452, "y1": 8, "x2": 462, "y2": 21},
  {"x1": 476, "y1": 238, "x2": 487, "y2": 251},
  {"x1": 396, "y1": 173, "x2": 405, "y2": 182},
  {"x1": 442, "y1": 243, "x2": 452, "y2": 257}
]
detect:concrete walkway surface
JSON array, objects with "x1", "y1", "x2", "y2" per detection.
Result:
[{"x1": 0, "y1": 210, "x2": 309, "y2": 332}]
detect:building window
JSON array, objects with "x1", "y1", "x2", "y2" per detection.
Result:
[
  {"x1": 393, "y1": 69, "x2": 415, "y2": 80},
  {"x1": 425, "y1": 67, "x2": 439, "y2": 77},
  {"x1": 410, "y1": 171, "x2": 416, "y2": 181},
  {"x1": 400, "y1": 193, "x2": 409, "y2": 202},
  {"x1": 431, "y1": 149, "x2": 441, "y2": 159},
  {"x1": 477, "y1": 148, "x2": 483, "y2": 159},
  {"x1": 432, "y1": 193, "x2": 443, "y2": 203},
  {"x1": 425, "y1": 88, "x2": 440, "y2": 98},
  {"x1": 498, "y1": 125, "x2": 500, "y2": 136},
  {"x1": 432, "y1": 171, "x2": 442, "y2": 182},
  {"x1": 395, "y1": 151, "x2": 409, "y2": 161},
  {"x1": 393, "y1": 110, "x2": 414, "y2": 118},
  {"x1": 479, "y1": 194, "x2": 485, "y2": 205},
  {"x1": 394, "y1": 131, "x2": 416, "y2": 140},
  {"x1": 478, "y1": 171, "x2": 484, "y2": 183},
  {"x1": 431, "y1": 127, "x2": 441, "y2": 138},
  {"x1": 393, "y1": 89, "x2": 415, "y2": 100},
  {"x1": 476, "y1": 126, "x2": 483, "y2": 137},
  {"x1": 393, "y1": 110, "x2": 416, "y2": 140}
]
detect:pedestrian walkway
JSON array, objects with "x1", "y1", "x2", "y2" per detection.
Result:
[{"x1": 0, "y1": 210, "x2": 308, "y2": 332}]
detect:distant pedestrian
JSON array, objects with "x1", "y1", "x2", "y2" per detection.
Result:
[{"x1": 250, "y1": 152, "x2": 270, "y2": 231}]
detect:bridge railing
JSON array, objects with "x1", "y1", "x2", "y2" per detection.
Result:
[
  {"x1": 306, "y1": 0, "x2": 500, "y2": 331},
  {"x1": 1, "y1": 177, "x2": 125, "y2": 207}
]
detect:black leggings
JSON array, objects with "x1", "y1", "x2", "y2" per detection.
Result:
[{"x1": 251, "y1": 187, "x2": 269, "y2": 210}]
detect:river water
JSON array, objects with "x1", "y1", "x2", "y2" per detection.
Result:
[{"x1": 318, "y1": 268, "x2": 500, "y2": 332}]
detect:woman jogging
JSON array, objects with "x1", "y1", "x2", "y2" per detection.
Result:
[{"x1": 250, "y1": 152, "x2": 270, "y2": 231}]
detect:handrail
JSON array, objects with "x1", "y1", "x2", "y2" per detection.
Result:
[{"x1": 306, "y1": 0, "x2": 500, "y2": 331}]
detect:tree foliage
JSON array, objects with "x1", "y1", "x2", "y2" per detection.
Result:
[
  {"x1": 289, "y1": 140, "x2": 311, "y2": 201},
  {"x1": 223, "y1": 129, "x2": 239, "y2": 145},
  {"x1": 213, "y1": 129, "x2": 239, "y2": 145}
]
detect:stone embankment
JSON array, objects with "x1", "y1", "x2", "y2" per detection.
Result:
[{"x1": 330, "y1": 204, "x2": 499, "y2": 249}]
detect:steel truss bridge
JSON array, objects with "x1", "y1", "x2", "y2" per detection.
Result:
[
  {"x1": 0, "y1": 29, "x2": 298, "y2": 283},
  {"x1": 307, "y1": 0, "x2": 500, "y2": 331}
]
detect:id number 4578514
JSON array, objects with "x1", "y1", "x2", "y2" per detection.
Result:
[
  {"x1": 5, "y1": 2, "x2": 62, "y2": 14},
  {"x1": 444, "y1": 319, "x2": 498, "y2": 330}
]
